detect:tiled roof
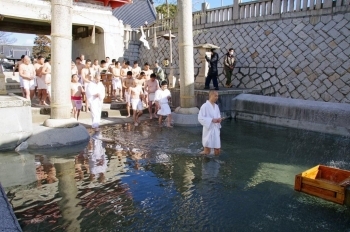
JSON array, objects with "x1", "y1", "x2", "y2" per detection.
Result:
[{"x1": 112, "y1": 0, "x2": 157, "y2": 29}]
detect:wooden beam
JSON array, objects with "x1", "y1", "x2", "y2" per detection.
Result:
[{"x1": 0, "y1": 21, "x2": 51, "y2": 35}]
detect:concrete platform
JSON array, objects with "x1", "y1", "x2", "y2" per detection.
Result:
[
  {"x1": 0, "y1": 95, "x2": 32, "y2": 151},
  {"x1": 232, "y1": 94, "x2": 350, "y2": 136},
  {"x1": 170, "y1": 87, "x2": 261, "y2": 113},
  {"x1": 26, "y1": 124, "x2": 90, "y2": 150}
]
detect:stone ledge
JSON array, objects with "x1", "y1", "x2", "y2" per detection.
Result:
[
  {"x1": 0, "y1": 95, "x2": 30, "y2": 108},
  {"x1": 232, "y1": 94, "x2": 350, "y2": 136},
  {"x1": 26, "y1": 124, "x2": 90, "y2": 150}
]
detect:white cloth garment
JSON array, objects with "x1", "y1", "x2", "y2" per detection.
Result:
[
  {"x1": 112, "y1": 77, "x2": 122, "y2": 89},
  {"x1": 198, "y1": 100, "x2": 221, "y2": 149},
  {"x1": 36, "y1": 75, "x2": 47, "y2": 89},
  {"x1": 89, "y1": 136, "x2": 107, "y2": 175},
  {"x1": 155, "y1": 89, "x2": 171, "y2": 115},
  {"x1": 139, "y1": 26, "x2": 150, "y2": 50},
  {"x1": 86, "y1": 81, "x2": 105, "y2": 128}
]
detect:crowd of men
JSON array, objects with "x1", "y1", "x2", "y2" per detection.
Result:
[
  {"x1": 13, "y1": 55, "x2": 51, "y2": 105},
  {"x1": 11, "y1": 50, "x2": 236, "y2": 155},
  {"x1": 71, "y1": 54, "x2": 173, "y2": 128}
]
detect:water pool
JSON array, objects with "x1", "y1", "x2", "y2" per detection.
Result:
[{"x1": 1, "y1": 120, "x2": 350, "y2": 231}]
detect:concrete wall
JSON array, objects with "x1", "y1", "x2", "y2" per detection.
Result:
[
  {"x1": 72, "y1": 34, "x2": 105, "y2": 61},
  {"x1": 0, "y1": 0, "x2": 125, "y2": 62},
  {"x1": 0, "y1": 95, "x2": 32, "y2": 151},
  {"x1": 139, "y1": 6, "x2": 350, "y2": 103},
  {"x1": 232, "y1": 94, "x2": 350, "y2": 136}
]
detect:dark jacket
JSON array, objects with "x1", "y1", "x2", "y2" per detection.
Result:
[{"x1": 205, "y1": 52, "x2": 219, "y2": 75}]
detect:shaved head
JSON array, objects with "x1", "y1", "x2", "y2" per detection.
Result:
[
  {"x1": 23, "y1": 56, "x2": 31, "y2": 64},
  {"x1": 209, "y1": 90, "x2": 218, "y2": 97},
  {"x1": 209, "y1": 90, "x2": 219, "y2": 103}
]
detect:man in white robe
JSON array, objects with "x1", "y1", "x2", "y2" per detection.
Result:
[
  {"x1": 86, "y1": 73, "x2": 105, "y2": 130},
  {"x1": 198, "y1": 90, "x2": 222, "y2": 155}
]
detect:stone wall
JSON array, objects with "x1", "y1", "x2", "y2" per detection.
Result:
[
  {"x1": 123, "y1": 41, "x2": 141, "y2": 63},
  {"x1": 139, "y1": 8, "x2": 350, "y2": 103}
]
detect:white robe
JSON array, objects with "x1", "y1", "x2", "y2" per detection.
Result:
[
  {"x1": 198, "y1": 100, "x2": 221, "y2": 149},
  {"x1": 86, "y1": 81, "x2": 105, "y2": 128},
  {"x1": 89, "y1": 136, "x2": 107, "y2": 177},
  {"x1": 154, "y1": 89, "x2": 171, "y2": 115}
]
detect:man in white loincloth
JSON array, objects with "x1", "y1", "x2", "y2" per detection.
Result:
[
  {"x1": 19, "y1": 56, "x2": 36, "y2": 100},
  {"x1": 81, "y1": 59, "x2": 95, "y2": 111},
  {"x1": 41, "y1": 59, "x2": 51, "y2": 104},
  {"x1": 71, "y1": 74, "x2": 84, "y2": 120},
  {"x1": 122, "y1": 71, "x2": 134, "y2": 117},
  {"x1": 144, "y1": 73, "x2": 160, "y2": 119},
  {"x1": 112, "y1": 61, "x2": 122, "y2": 100},
  {"x1": 198, "y1": 90, "x2": 222, "y2": 156},
  {"x1": 34, "y1": 56, "x2": 47, "y2": 105},
  {"x1": 13, "y1": 55, "x2": 25, "y2": 97},
  {"x1": 128, "y1": 81, "x2": 144, "y2": 126},
  {"x1": 142, "y1": 62, "x2": 153, "y2": 81}
]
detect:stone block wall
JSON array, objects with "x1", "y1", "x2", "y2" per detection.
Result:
[
  {"x1": 139, "y1": 10, "x2": 350, "y2": 103},
  {"x1": 123, "y1": 41, "x2": 141, "y2": 63}
]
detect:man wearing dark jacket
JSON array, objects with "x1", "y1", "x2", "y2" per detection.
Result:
[
  {"x1": 224, "y1": 48, "x2": 235, "y2": 88},
  {"x1": 204, "y1": 49, "x2": 219, "y2": 90}
]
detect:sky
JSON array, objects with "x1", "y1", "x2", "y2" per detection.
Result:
[
  {"x1": 9, "y1": 0, "x2": 232, "y2": 46},
  {"x1": 11, "y1": 33, "x2": 36, "y2": 46},
  {"x1": 192, "y1": 0, "x2": 231, "y2": 10}
]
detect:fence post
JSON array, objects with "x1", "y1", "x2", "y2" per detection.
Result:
[
  {"x1": 233, "y1": 0, "x2": 240, "y2": 20},
  {"x1": 273, "y1": 0, "x2": 281, "y2": 14},
  {"x1": 323, "y1": 0, "x2": 333, "y2": 8},
  {"x1": 201, "y1": 2, "x2": 209, "y2": 24}
]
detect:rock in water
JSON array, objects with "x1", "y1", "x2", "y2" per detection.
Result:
[{"x1": 15, "y1": 141, "x2": 28, "y2": 152}]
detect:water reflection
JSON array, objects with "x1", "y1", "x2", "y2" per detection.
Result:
[{"x1": 0, "y1": 121, "x2": 349, "y2": 231}]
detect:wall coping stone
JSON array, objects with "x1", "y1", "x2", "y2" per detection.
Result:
[{"x1": 0, "y1": 95, "x2": 31, "y2": 108}]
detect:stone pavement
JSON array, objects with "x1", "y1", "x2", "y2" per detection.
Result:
[
  {"x1": 0, "y1": 183, "x2": 22, "y2": 232},
  {"x1": 31, "y1": 102, "x2": 151, "y2": 127}
]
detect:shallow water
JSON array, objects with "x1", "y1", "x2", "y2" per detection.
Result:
[{"x1": 1, "y1": 120, "x2": 350, "y2": 232}]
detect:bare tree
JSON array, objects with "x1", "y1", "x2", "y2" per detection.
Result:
[{"x1": 0, "y1": 31, "x2": 17, "y2": 45}]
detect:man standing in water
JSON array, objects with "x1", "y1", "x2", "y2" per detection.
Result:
[
  {"x1": 86, "y1": 73, "x2": 105, "y2": 131},
  {"x1": 198, "y1": 90, "x2": 222, "y2": 155}
]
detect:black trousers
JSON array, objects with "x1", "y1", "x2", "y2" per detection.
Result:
[{"x1": 205, "y1": 72, "x2": 218, "y2": 88}]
